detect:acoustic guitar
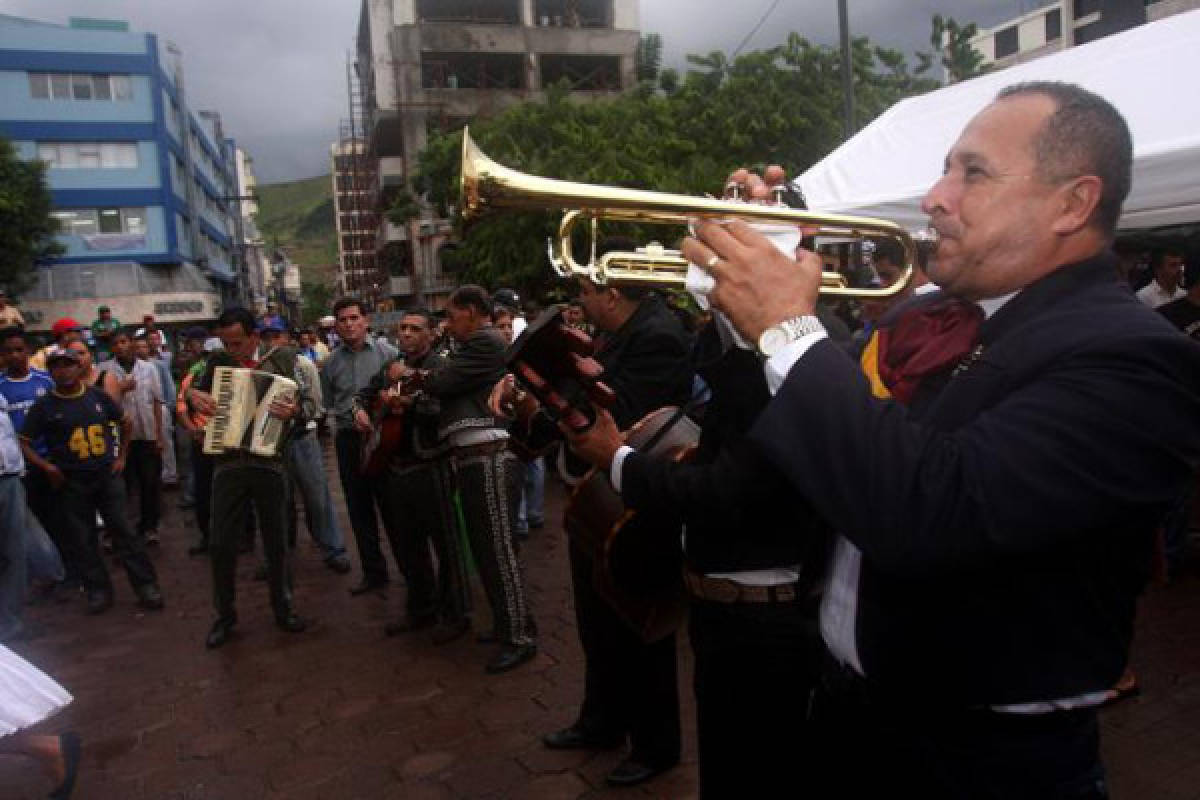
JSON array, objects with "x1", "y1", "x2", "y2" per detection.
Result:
[{"x1": 359, "y1": 370, "x2": 425, "y2": 477}]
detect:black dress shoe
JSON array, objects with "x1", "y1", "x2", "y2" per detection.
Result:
[
  {"x1": 542, "y1": 724, "x2": 623, "y2": 751},
  {"x1": 484, "y1": 642, "x2": 537, "y2": 674},
  {"x1": 136, "y1": 583, "x2": 165, "y2": 611},
  {"x1": 385, "y1": 614, "x2": 436, "y2": 636},
  {"x1": 276, "y1": 613, "x2": 307, "y2": 633},
  {"x1": 49, "y1": 731, "x2": 82, "y2": 800},
  {"x1": 430, "y1": 618, "x2": 469, "y2": 645},
  {"x1": 605, "y1": 758, "x2": 676, "y2": 787},
  {"x1": 85, "y1": 590, "x2": 113, "y2": 615},
  {"x1": 348, "y1": 578, "x2": 389, "y2": 596},
  {"x1": 324, "y1": 553, "x2": 352, "y2": 574},
  {"x1": 205, "y1": 617, "x2": 237, "y2": 649}
]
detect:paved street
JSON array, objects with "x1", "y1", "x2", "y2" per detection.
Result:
[{"x1": 4, "y1": 439, "x2": 1199, "y2": 798}]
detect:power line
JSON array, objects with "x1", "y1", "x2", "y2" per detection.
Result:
[{"x1": 732, "y1": 0, "x2": 785, "y2": 58}]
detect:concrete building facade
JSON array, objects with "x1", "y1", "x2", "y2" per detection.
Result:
[
  {"x1": 969, "y1": 0, "x2": 1200, "y2": 71},
  {"x1": 0, "y1": 13, "x2": 243, "y2": 332},
  {"x1": 352, "y1": 0, "x2": 639, "y2": 309}
]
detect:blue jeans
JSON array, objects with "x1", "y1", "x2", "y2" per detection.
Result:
[
  {"x1": 286, "y1": 432, "x2": 346, "y2": 558},
  {"x1": 25, "y1": 503, "x2": 64, "y2": 583},
  {"x1": 517, "y1": 456, "x2": 546, "y2": 534},
  {"x1": 0, "y1": 475, "x2": 27, "y2": 639}
]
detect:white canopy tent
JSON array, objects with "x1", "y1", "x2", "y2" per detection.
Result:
[{"x1": 798, "y1": 10, "x2": 1200, "y2": 232}]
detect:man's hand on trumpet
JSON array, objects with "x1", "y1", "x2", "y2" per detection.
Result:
[
  {"x1": 682, "y1": 218, "x2": 823, "y2": 345},
  {"x1": 684, "y1": 164, "x2": 822, "y2": 344}
]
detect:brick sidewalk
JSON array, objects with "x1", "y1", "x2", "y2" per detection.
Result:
[{"x1": 3, "y1": 438, "x2": 1198, "y2": 798}]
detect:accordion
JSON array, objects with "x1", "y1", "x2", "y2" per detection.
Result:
[{"x1": 202, "y1": 367, "x2": 298, "y2": 457}]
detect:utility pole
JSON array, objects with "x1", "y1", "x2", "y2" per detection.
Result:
[{"x1": 838, "y1": 0, "x2": 854, "y2": 139}]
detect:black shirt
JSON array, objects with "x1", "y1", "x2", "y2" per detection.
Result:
[
  {"x1": 21, "y1": 385, "x2": 123, "y2": 474},
  {"x1": 1158, "y1": 297, "x2": 1200, "y2": 342}
]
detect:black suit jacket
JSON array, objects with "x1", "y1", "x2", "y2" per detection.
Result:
[
  {"x1": 592, "y1": 296, "x2": 693, "y2": 429},
  {"x1": 751, "y1": 252, "x2": 1200, "y2": 706},
  {"x1": 622, "y1": 325, "x2": 828, "y2": 576},
  {"x1": 536, "y1": 296, "x2": 693, "y2": 474}
]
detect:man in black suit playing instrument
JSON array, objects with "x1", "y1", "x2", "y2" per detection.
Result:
[
  {"x1": 500, "y1": 240, "x2": 693, "y2": 787},
  {"x1": 680, "y1": 82, "x2": 1200, "y2": 797}
]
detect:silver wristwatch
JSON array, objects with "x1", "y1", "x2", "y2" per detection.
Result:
[{"x1": 756, "y1": 315, "x2": 825, "y2": 358}]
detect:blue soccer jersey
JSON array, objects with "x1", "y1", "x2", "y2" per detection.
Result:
[
  {"x1": 21, "y1": 385, "x2": 123, "y2": 474},
  {"x1": 0, "y1": 369, "x2": 54, "y2": 455}
]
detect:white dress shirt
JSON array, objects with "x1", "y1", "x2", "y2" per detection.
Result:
[{"x1": 1136, "y1": 281, "x2": 1185, "y2": 309}]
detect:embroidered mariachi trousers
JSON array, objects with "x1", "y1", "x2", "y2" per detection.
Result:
[{"x1": 441, "y1": 445, "x2": 535, "y2": 647}]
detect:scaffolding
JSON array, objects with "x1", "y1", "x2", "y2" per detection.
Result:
[{"x1": 336, "y1": 55, "x2": 381, "y2": 301}]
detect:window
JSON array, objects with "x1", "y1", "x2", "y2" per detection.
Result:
[
  {"x1": 36, "y1": 142, "x2": 138, "y2": 169},
  {"x1": 51, "y1": 74, "x2": 71, "y2": 99},
  {"x1": 98, "y1": 209, "x2": 123, "y2": 233},
  {"x1": 71, "y1": 74, "x2": 93, "y2": 100},
  {"x1": 52, "y1": 210, "x2": 99, "y2": 236},
  {"x1": 121, "y1": 209, "x2": 146, "y2": 235},
  {"x1": 994, "y1": 26, "x2": 1019, "y2": 59},
  {"x1": 1046, "y1": 9, "x2": 1062, "y2": 41},
  {"x1": 50, "y1": 208, "x2": 147, "y2": 236},
  {"x1": 29, "y1": 73, "x2": 49, "y2": 98},
  {"x1": 1074, "y1": 0, "x2": 1102, "y2": 19},
  {"x1": 112, "y1": 75, "x2": 132, "y2": 100},
  {"x1": 29, "y1": 72, "x2": 133, "y2": 102},
  {"x1": 92, "y1": 75, "x2": 112, "y2": 101}
]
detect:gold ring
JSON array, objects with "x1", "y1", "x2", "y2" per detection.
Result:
[{"x1": 705, "y1": 254, "x2": 720, "y2": 269}]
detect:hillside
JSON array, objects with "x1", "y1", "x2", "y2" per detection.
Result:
[{"x1": 255, "y1": 174, "x2": 338, "y2": 284}]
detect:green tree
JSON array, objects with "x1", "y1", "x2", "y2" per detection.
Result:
[
  {"x1": 635, "y1": 33, "x2": 664, "y2": 84},
  {"x1": 300, "y1": 279, "x2": 335, "y2": 325},
  {"x1": 414, "y1": 35, "x2": 939, "y2": 292},
  {"x1": 930, "y1": 14, "x2": 989, "y2": 83},
  {"x1": 0, "y1": 137, "x2": 62, "y2": 294}
]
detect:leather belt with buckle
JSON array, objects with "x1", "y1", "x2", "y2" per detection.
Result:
[{"x1": 683, "y1": 569, "x2": 799, "y2": 604}]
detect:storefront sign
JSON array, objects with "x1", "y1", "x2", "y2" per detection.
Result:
[{"x1": 154, "y1": 301, "x2": 205, "y2": 315}]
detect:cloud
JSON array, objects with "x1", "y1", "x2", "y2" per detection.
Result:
[{"x1": 6, "y1": 0, "x2": 1034, "y2": 182}]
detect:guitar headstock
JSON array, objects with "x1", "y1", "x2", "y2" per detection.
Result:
[{"x1": 506, "y1": 306, "x2": 615, "y2": 432}]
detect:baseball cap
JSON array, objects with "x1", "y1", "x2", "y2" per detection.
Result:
[
  {"x1": 318, "y1": 315, "x2": 335, "y2": 327},
  {"x1": 51, "y1": 317, "x2": 82, "y2": 336},
  {"x1": 259, "y1": 320, "x2": 285, "y2": 334},
  {"x1": 46, "y1": 345, "x2": 82, "y2": 364}
]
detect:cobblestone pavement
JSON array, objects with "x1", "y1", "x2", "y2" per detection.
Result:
[{"x1": 3, "y1": 438, "x2": 1198, "y2": 798}]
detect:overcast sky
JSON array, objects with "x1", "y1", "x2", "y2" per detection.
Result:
[{"x1": 5, "y1": 0, "x2": 1048, "y2": 183}]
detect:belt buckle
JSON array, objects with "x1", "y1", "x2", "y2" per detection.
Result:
[{"x1": 707, "y1": 577, "x2": 741, "y2": 603}]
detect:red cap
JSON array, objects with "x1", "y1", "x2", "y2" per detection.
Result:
[{"x1": 51, "y1": 317, "x2": 81, "y2": 336}]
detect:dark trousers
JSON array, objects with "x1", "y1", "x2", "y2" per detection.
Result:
[
  {"x1": 425, "y1": 457, "x2": 470, "y2": 624},
  {"x1": 809, "y1": 655, "x2": 1109, "y2": 799},
  {"x1": 192, "y1": 440, "x2": 213, "y2": 543},
  {"x1": 689, "y1": 597, "x2": 821, "y2": 798},
  {"x1": 60, "y1": 470, "x2": 157, "y2": 594},
  {"x1": 445, "y1": 446, "x2": 534, "y2": 646},
  {"x1": 124, "y1": 439, "x2": 162, "y2": 535},
  {"x1": 335, "y1": 429, "x2": 389, "y2": 583},
  {"x1": 383, "y1": 460, "x2": 445, "y2": 620},
  {"x1": 24, "y1": 468, "x2": 73, "y2": 582},
  {"x1": 567, "y1": 541, "x2": 680, "y2": 766},
  {"x1": 210, "y1": 462, "x2": 293, "y2": 621}
]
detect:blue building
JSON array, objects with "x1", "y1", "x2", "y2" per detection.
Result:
[{"x1": 0, "y1": 14, "x2": 244, "y2": 333}]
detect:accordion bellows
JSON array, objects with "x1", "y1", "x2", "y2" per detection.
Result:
[{"x1": 203, "y1": 366, "x2": 297, "y2": 457}]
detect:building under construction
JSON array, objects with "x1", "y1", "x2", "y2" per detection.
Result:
[{"x1": 346, "y1": 0, "x2": 640, "y2": 309}]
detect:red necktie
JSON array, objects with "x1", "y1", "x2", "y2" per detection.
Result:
[{"x1": 876, "y1": 298, "x2": 983, "y2": 404}]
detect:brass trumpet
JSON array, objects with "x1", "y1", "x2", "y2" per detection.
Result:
[{"x1": 460, "y1": 128, "x2": 936, "y2": 298}]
